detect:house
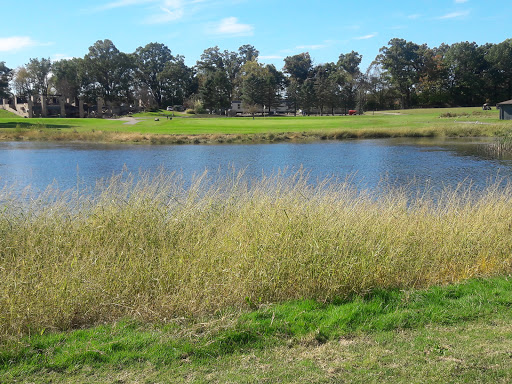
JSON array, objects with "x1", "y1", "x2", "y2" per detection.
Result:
[{"x1": 497, "y1": 99, "x2": 512, "y2": 120}]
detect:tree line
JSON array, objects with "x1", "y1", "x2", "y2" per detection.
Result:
[{"x1": 1, "y1": 37, "x2": 511, "y2": 115}]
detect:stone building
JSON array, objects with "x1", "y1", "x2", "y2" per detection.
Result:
[{"x1": 0, "y1": 96, "x2": 141, "y2": 118}]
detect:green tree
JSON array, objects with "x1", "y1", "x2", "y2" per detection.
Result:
[
  {"x1": 262, "y1": 64, "x2": 285, "y2": 114},
  {"x1": 12, "y1": 59, "x2": 52, "y2": 97},
  {"x1": 240, "y1": 60, "x2": 266, "y2": 118},
  {"x1": 300, "y1": 78, "x2": 317, "y2": 115},
  {"x1": 284, "y1": 53, "x2": 313, "y2": 116},
  {"x1": 286, "y1": 78, "x2": 301, "y2": 116},
  {"x1": 158, "y1": 55, "x2": 196, "y2": 107},
  {"x1": 337, "y1": 51, "x2": 362, "y2": 112},
  {"x1": 485, "y1": 39, "x2": 512, "y2": 103},
  {"x1": 12, "y1": 67, "x2": 33, "y2": 96},
  {"x1": 364, "y1": 64, "x2": 397, "y2": 111},
  {"x1": 0, "y1": 62, "x2": 12, "y2": 98},
  {"x1": 28, "y1": 58, "x2": 52, "y2": 95},
  {"x1": 238, "y1": 44, "x2": 259, "y2": 64},
  {"x1": 283, "y1": 52, "x2": 312, "y2": 83},
  {"x1": 133, "y1": 42, "x2": 174, "y2": 107},
  {"x1": 415, "y1": 47, "x2": 450, "y2": 107},
  {"x1": 52, "y1": 58, "x2": 87, "y2": 101},
  {"x1": 84, "y1": 39, "x2": 135, "y2": 105},
  {"x1": 444, "y1": 41, "x2": 486, "y2": 106},
  {"x1": 196, "y1": 46, "x2": 232, "y2": 113},
  {"x1": 313, "y1": 63, "x2": 337, "y2": 115},
  {"x1": 377, "y1": 39, "x2": 425, "y2": 108}
]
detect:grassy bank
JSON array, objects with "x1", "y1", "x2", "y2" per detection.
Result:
[
  {"x1": 0, "y1": 107, "x2": 510, "y2": 144},
  {"x1": 2, "y1": 277, "x2": 512, "y2": 383},
  {"x1": 0, "y1": 109, "x2": 17, "y2": 118},
  {"x1": 1, "y1": 170, "x2": 512, "y2": 342}
]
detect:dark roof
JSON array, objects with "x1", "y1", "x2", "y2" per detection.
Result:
[{"x1": 497, "y1": 99, "x2": 512, "y2": 105}]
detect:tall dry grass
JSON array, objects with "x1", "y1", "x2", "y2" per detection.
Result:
[{"x1": 1, "y1": 170, "x2": 512, "y2": 339}]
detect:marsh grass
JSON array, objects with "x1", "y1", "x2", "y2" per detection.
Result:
[
  {"x1": 1, "y1": 170, "x2": 512, "y2": 340},
  {"x1": 0, "y1": 124, "x2": 502, "y2": 144},
  {"x1": 485, "y1": 131, "x2": 512, "y2": 157}
]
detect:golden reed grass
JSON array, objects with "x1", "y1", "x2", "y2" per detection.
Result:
[
  {"x1": 1, "y1": 170, "x2": 511, "y2": 339},
  {"x1": 0, "y1": 123, "x2": 501, "y2": 144}
]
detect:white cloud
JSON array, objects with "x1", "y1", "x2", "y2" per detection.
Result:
[
  {"x1": 213, "y1": 17, "x2": 253, "y2": 36},
  {"x1": 0, "y1": 36, "x2": 39, "y2": 52},
  {"x1": 96, "y1": 0, "x2": 155, "y2": 11},
  {"x1": 408, "y1": 14, "x2": 421, "y2": 20},
  {"x1": 144, "y1": 5, "x2": 184, "y2": 23},
  {"x1": 455, "y1": 0, "x2": 468, "y2": 3},
  {"x1": 355, "y1": 33, "x2": 377, "y2": 40},
  {"x1": 438, "y1": 10, "x2": 470, "y2": 19},
  {"x1": 96, "y1": 0, "x2": 186, "y2": 23},
  {"x1": 296, "y1": 44, "x2": 326, "y2": 50}
]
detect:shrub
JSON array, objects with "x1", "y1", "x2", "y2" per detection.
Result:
[{"x1": 194, "y1": 100, "x2": 206, "y2": 114}]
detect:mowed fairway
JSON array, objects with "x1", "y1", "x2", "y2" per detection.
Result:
[{"x1": 0, "y1": 107, "x2": 509, "y2": 143}]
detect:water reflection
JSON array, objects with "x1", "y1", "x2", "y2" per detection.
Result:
[{"x1": 0, "y1": 138, "x2": 510, "y2": 194}]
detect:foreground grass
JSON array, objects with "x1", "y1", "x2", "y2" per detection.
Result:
[
  {"x1": 0, "y1": 107, "x2": 510, "y2": 144},
  {"x1": 1, "y1": 170, "x2": 512, "y2": 342},
  {"x1": 1, "y1": 277, "x2": 512, "y2": 383}
]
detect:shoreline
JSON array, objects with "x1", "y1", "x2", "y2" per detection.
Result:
[{"x1": 0, "y1": 124, "x2": 501, "y2": 145}]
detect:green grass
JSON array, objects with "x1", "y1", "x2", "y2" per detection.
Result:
[
  {"x1": 0, "y1": 109, "x2": 17, "y2": 118},
  {"x1": 1, "y1": 277, "x2": 512, "y2": 383},
  {"x1": 0, "y1": 107, "x2": 510, "y2": 143}
]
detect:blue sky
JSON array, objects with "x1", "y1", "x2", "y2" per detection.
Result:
[{"x1": 1, "y1": 0, "x2": 511, "y2": 71}]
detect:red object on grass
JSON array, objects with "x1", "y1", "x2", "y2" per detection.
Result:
[{"x1": 348, "y1": 110, "x2": 357, "y2": 115}]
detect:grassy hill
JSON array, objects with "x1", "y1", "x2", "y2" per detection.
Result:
[{"x1": 0, "y1": 109, "x2": 17, "y2": 118}]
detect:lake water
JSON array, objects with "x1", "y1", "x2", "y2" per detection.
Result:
[{"x1": 0, "y1": 138, "x2": 510, "y2": 194}]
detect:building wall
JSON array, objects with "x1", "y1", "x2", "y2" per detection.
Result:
[{"x1": 500, "y1": 105, "x2": 512, "y2": 120}]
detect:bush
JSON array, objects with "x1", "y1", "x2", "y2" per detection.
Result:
[
  {"x1": 194, "y1": 100, "x2": 206, "y2": 114},
  {"x1": 185, "y1": 109, "x2": 195, "y2": 114}
]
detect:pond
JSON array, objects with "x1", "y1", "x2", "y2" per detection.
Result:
[{"x1": 0, "y1": 137, "x2": 510, "y2": 194}]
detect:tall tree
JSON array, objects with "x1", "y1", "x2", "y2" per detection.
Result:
[
  {"x1": 238, "y1": 44, "x2": 259, "y2": 64},
  {"x1": 364, "y1": 63, "x2": 396, "y2": 111},
  {"x1": 262, "y1": 64, "x2": 285, "y2": 114},
  {"x1": 52, "y1": 58, "x2": 87, "y2": 101},
  {"x1": 444, "y1": 41, "x2": 486, "y2": 106},
  {"x1": 84, "y1": 39, "x2": 135, "y2": 104},
  {"x1": 240, "y1": 60, "x2": 266, "y2": 118},
  {"x1": 300, "y1": 78, "x2": 317, "y2": 115},
  {"x1": 284, "y1": 53, "x2": 313, "y2": 116},
  {"x1": 196, "y1": 46, "x2": 232, "y2": 113},
  {"x1": 337, "y1": 51, "x2": 362, "y2": 111},
  {"x1": 158, "y1": 55, "x2": 196, "y2": 107},
  {"x1": 12, "y1": 67, "x2": 33, "y2": 96},
  {"x1": 283, "y1": 52, "x2": 313, "y2": 83},
  {"x1": 25, "y1": 58, "x2": 52, "y2": 96},
  {"x1": 485, "y1": 39, "x2": 512, "y2": 103},
  {"x1": 133, "y1": 42, "x2": 174, "y2": 107},
  {"x1": 415, "y1": 46, "x2": 450, "y2": 107},
  {"x1": 377, "y1": 38, "x2": 425, "y2": 108},
  {"x1": 313, "y1": 63, "x2": 337, "y2": 115},
  {"x1": 0, "y1": 62, "x2": 11, "y2": 98}
]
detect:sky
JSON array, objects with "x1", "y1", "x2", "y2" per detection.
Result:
[{"x1": 1, "y1": 0, "x2": 511, "y2": 72}]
